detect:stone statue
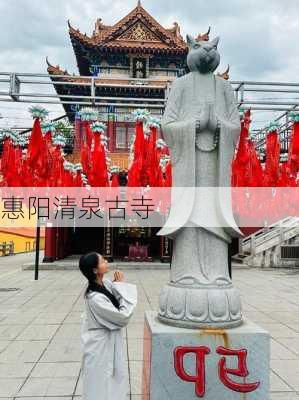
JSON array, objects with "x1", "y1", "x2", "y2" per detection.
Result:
[{"x1": 157, "y1": 30, "x2": 244, "y2": 328}]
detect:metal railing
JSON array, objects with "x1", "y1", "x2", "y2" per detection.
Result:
[
  {"x1": 0, "y1": 72, "x2": 169, "y2": 109},
  {"x1": 1, "y1": 72, "x2": 299, "y2": 150},
  {"x1": 2, "y1": 71, "x2": 299, "y2": 110},
  {"x1": 232, "y1": 81, "x2": 299, "y2": 111},
  {"x1": 241, "y1": 217, "x2": 299, "y2": 256}
]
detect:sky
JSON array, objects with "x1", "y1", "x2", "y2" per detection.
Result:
[{"x1": 0, "y1": 0, "x2": 299, "y2": 129}]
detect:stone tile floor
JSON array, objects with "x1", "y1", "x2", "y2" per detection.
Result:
[{"x1": 0, "y1": 252, "x2": 298, "y2": 399}]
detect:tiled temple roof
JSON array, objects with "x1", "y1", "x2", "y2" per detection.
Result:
[{"x1": 68, "y1": 3, "x2": 187, "y2": 55}]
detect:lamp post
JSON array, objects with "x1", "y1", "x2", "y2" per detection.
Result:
[{"x1": 34, "y1": 215, "x2": 47, "y2": 281}]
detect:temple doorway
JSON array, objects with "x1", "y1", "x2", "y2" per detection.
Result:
[
  {"x1": 112, "y1": 226, "x2": 161, "y2": 261},
  {"x1": 44, "y1": 226, "x2": 172, "y2": 263}
]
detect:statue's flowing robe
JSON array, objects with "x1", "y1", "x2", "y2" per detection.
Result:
[
  {"x1": 80, "y1": 279, "x2": 137, "y2": 400},
  {"x1": 157, "y1": 72, "x2": 244, "y2": 240}
]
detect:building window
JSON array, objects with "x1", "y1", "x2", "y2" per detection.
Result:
[
  {"x1": 114, "y1": 123, "x2": 135, "y2": 151},
  {"x1": 127, "y1": 126, "x2": 135, "y2": 147},
  {"x1": 116, "y1": 126, "x2": 127, "y2": 149}
]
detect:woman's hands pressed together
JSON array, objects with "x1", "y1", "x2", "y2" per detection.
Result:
[{"x1": 113, "y1": 270, "x2": 125, "y2": 282}]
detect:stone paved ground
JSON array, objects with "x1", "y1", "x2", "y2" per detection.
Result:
[{"x1": 0, "y1": 252, "x2": 298, "y2": 399}]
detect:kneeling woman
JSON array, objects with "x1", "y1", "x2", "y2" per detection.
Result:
[{"x1": 79, "y1": 252, "x2": 137, "y2": 400}]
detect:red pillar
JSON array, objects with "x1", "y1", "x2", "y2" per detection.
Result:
[
  {"x1": 107, "y1": 114, "x2": 115, "y2": 152},
  {"x1": 74, "y1": 118, "x2": 83, "y2": 152},
  {"x1": 43, "y1": 226, "x2": 57, "y2": 262}
]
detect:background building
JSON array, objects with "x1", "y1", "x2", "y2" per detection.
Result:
[
  {"x1": 44, "y1": 2, "x2": 188, "y2": 262},
  {"x1": 47, "y1": 1, "x2": 188, "y2": 169}
]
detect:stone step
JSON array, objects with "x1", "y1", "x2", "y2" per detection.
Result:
[
  {"x1": 231, "y1": 262, "x2": 250, "y2": 269},
  {"x1": 232, "y1": 257, "x2": 245, "y2": 264},
  {"x1": 232, "y1": 254, "x2": 249, "y2": 264},
  {"x1": 22, "y1": 260, "x2": 170, "y2": 271}
]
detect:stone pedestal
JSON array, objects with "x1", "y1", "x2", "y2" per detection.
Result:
[
  {"x1": 159, "y1": 282, "x2": 242, "y2": 328},
  {"x1": 142, "y1": 312, "x2": 270, "y2": 400}
]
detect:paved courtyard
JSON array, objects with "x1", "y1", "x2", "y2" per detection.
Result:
[{"x1": 0, "y1": 252, "x2": 298, "y2": 399}]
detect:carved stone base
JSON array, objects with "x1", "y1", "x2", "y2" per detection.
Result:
[
  {"x1": 142, "y1": 312, "x2": 270, "y2": 400},
  {"x1": 158, "y1": 282, "x2": 243, "y2": 329}
]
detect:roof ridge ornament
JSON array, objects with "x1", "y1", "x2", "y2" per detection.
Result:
[
  {"x1": 196, "y1": 26, "x2": 211, "y2": 42},
  {"x1": 217, "y1": 65, "x2": 230, "y2": 80},
  {"x1": 137, "y1": 0, "x2": 142, "y2": 6}
]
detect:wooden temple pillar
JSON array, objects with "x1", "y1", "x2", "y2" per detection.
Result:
[
  {"x1": 160, "y1": 236, "x2": 172, "y2": 263},
  {"x1": 107, "y1": 113, "x2": 115, "y2": 152},
  {"x1": 103, "y1": 226, "x2": 114, "y2": 262},
  {"x1": 55, "y1": 227, "x2": 70, "y2": 260},
  {"x1": 43, "y1": 226, "x2": 71, "y2": 262},
  {"x1": 59, "y1": 227, "x2": 71, "y2": 259},
  {"x1": 43, "y1": 226, "x2": 57, "y2": 262},
  {"x1": 72, "y1": 116, "x2": 84, "y2": 162}
]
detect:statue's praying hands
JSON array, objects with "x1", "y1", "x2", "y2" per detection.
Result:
[{"x1": 196, "y1": 104, "x2": 219, "y2": 134}]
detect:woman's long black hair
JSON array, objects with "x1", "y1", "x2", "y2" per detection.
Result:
[{"x1": 79, "y1": 252, "x2": 120, "y2": 310}]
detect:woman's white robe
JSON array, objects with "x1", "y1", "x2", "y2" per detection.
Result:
[{"x1": 80, "y1": 278, "x2": 137, "y2": 400}]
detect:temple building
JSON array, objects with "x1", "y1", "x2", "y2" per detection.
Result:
[
  {"x1": 47, "y1": 1, "x2": 188, "y2": 169},
  {"x1": 44, "y1": 2, "x2": 191, "y2": 263}
]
